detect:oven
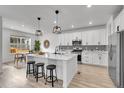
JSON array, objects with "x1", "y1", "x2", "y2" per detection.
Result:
[{"x1": 72, "y1": 49, "x2": 82, "y2": 64}]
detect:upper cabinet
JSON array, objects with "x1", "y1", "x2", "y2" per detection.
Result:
[
  {"x1": 113, "y1": 8, "x2": 124, "y2": 32},
  {"x1": 119, "y1": 9, "x2": 124, "y2": 31},
  {"x1": 107, "y1": 16, "x2": 114, "y2": 36},
  {"x1": 114, "y1": 13, "x2": 121, "y2": 32},
  {"x1": 81, "y1": 31, "x2": 87, "y2": 45},
  {"x1": 58, "y1": 29, "x2": 107, "y2": 46},
  {"x1": 72, "y1": 32, "x2": 81, "y2": 41}
]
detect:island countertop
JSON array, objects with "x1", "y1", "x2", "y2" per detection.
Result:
[
  {"x1": 27, "y1": 53, "x2": 77, "y2": 88},
  {"x1": 27, "y1": 53, "x2": 77, "y2": 61}
]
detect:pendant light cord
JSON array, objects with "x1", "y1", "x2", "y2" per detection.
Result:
[{"x1": 37, "y1": 17, "x2": 40, "y2": 30}]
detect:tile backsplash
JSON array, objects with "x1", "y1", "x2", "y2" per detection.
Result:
[{"x1": 58, "y1": 45, "x2": 108, "y2": 51}]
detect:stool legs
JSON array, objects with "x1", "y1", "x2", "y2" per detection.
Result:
[
  {"x1": 45, "y1": 69, "x2": 48, "y2": 84},
  {"x1": 35, "y1": 65, "x2": 45, "y2": 82},
  {"x1": 26, "y1": 64, "x2": 28, "y2": 77},
  {"x1": 51, "y1": 70, "x2": 54, "y2": 87},
  {"x1": 45, "y1": 69, "x2": 58, "y2": 87},
  {"x1": 36, "y1": 66, "x2": 38, "y2": 82},
  {"x1": 42, "y1": 66, "x2": 45, "y2": 79},
  {"x1": 26, "y1": 63, "x2": 35, "y2": 78},
  {"x1": 55, "y1": 68, "x2": 58, "y2": 82}
]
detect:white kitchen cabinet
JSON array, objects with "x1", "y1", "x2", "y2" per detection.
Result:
[
  {"x1": 64, "y1": 33, "x2": 68, "y2": 45},
  {"x1": 99, "y1": 52, "x2": 108, "y2": 66},
  {"x1": 82, "y1": 51, "x2": 92, "y2": 64},
  {"x1": 58, "y1": 34, "x2": 65, "y2": 45},
  {"x1": 114, "y1": 13, "x2": 120, "y2": 32},
  {"x1": 119, "y1": 9, "x2": 124, "y2": 31},
  {"x1": 92, "y1": 31, "x2": 99, "y2": 45},
  {"x1": 82, "y1": 30, "x2": 106, "y2": 45},
  {"x1": 82, "y1": 50, "x2": 108, "y2": 67},
  {"x1": 68, "y1": 33, "x2": 73, "y2": 45},
  {"x1": 64, "y1": 33, "x2": 74, "y2": 45},
  {"x1": 72, "y1": 32, "x2": 81, "y2": 41},
  {"x1": 88, "y1": 51, "x2": 93, "y2": 64},
  {"x1": 58, "y1": 34, "x2": 62, "y2": 45},
  {"x1": 107, "y1": 16, "x2": 114, "y2": 36},
  {"x1": 81, "y1": 31, "x2": 87, "y2": 45},
  {"x1": 86, "y1": 31, "x2": 93, "y2": 45},
  {"x1": 113, "y1": 8, "x2": 124, "y2": 32},
  {"x1": 92, "y1": 51, "x2": 100, "y2": 65},
  {"x1": 98, "y1": 29, "x2": 107, "y2": 45},
  {"x1": 82, "y1": 51, "x2": 89, "y2": 64}
]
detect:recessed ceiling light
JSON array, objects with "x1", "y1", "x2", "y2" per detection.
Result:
[
  {"x1": 87, "y1": 5, "x2": 92, "y2": 8},
  {"x1": 22, "y1": 25, "x2": 24, "y2": 27},
  {"x1": 71, "y1": 25, "x2": 74, "y2": 28},
  {"x1": 89, "y1": 21, "x2": 92, "y2": 25},
  {"x1": 54, "y1": 21, "x2": 56, "y2": 24}
]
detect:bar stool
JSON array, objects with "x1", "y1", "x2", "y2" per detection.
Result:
[
  {"x1": 35, "y1": 63, "x2": 45, "y2": 82},
  {"x1": 26, "y1": 61, "x2": 35, "y2": 77},
  {"x1": 45, "y1": 64, "x2": 58, "y2": 87},
  {"x1": 14, "y1": 54, "x2": 26, "y2": 67}
]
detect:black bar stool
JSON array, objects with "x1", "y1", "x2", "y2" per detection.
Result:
[
  {"x1": 35, "y1": 63, "x2": 45, "y2": 82},
  {"x1": 45, "y1": 64, "x2": 58, "y2": 87},
  {"x1": 26, "y1": 61, "x2": 35, "y2": 77}
]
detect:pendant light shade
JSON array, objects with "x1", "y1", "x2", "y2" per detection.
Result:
[
  {"x1": 35, "y1": 17, "x2": 43, "y2": 36},
  {"x1": 53, "y1": 10, "x2": 62, "y2": 34}
]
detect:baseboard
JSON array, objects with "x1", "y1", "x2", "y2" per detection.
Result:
[{"x1": 81, "y1": 63, "x2": 107, "y2": 68}]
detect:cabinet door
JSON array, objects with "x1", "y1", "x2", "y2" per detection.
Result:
[
  {"x1": 81, "y1": 31, "x2": 87, "y2": 45},
  {"x1": 82, "y1": 52, "x2": 85, "y2": 63},
  {"x1": 88, "y1": 52, "x2": 93, "y2": 64},
  {"x1": 86, "y1": 31, "x2": 94, "y2": 45},
  {"x1": 72, "y1": 32, "x2": 81, "y2": 40},
  {"x1": 59, "y1": 34, "x2": 65, "y2": 45},
  {"x1": 58, "y1": 34, "x2": 60, "y2": 45},
  {"x1": 83, "y1": 52, "x2": 89, "y2": 64},
  {"x1": 85, "y1": 31, "x2": 89, "y2": 45},
  {"x1": 120, "y1": 9, "x2": 124, "y2": 31},
  {"x1": 99, "y1": 52, "x2": 108, "y2": 66},
  {"x1": 58, "y1": 34, "x2": 62, "y2": 45},
  {"x1": 64, "y1": 33, "x2": 68, "y2": 45},
  {"x1": 92, "y1": 52, "x2": 100, "y2": 65},
  {"x1": 99, "y1": 29, "x2": 107, "y2": 45},
  {"x1": 114, "y1": 13, "x2": 120, "y2": 32},
  {"x1": 68, "y1": 33, "x2": 73, "y2": 45},
  {"x1": 92, "y1": 31, "x2": 98, "y2": 45}
]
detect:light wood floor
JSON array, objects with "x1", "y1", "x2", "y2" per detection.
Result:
[{"x1": 0, "y1": 62, "x2": 115, "y2": 88}]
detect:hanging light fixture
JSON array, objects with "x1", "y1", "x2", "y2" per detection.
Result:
[
  {"x1": 53, "y1": 10, "x2": 61, "y2": 34},
  {"x1": 35, "y1": 17, "x2": 43, "y2": 36}
]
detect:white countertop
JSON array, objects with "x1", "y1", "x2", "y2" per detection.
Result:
[{"x1": 27, "y1": 53, "x2": 77, "y2": 61}]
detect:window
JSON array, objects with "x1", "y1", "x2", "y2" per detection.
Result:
[{"x1": 10, "y1": 35, "x2": 31, "y2": 51}]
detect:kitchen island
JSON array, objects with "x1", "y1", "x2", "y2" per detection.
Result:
[{"x1": 27, "y1": 53, "x2": 77, "y2": 88}]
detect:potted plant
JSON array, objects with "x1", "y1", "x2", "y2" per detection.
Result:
[{"x1": 34, "y1": 40, "x2": 41, "y2": 53}]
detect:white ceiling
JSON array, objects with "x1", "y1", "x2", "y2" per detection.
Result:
[{"x1": 0, "y1": 5, "x2": 123, "y2": 34}]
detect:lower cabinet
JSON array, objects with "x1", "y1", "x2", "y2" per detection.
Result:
[
  {"x1": 99, "y1": 52, "x2": 108, "y2": 66},
  {"x1": 82, "y1": 51, "x2": 108, "y2": 67},
  {"x1": 92, "y1": 52, "x2": 99, "y2": 65}
]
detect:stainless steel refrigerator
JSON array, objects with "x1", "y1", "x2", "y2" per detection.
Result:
[{"x1": 108, "y1": 31, "x2": 124, "y2": 88}]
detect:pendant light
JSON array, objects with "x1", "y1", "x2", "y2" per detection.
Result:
[
  {"x1": 53, "y1": 10, "x2": 61, "y2": 34},
  {"x1": 35, "y1": 17, "x2": 43, "y2": 36}
]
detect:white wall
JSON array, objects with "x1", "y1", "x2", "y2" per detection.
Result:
[
  {"x1": 39, "y1": 31, "x2": 59, "y2": 53},
  {"x1": 0, "y1": 16, "x2": 2, "y2": 73},
  {"x1": 2, "y1": 28, "x2": 35, "y2": 63}
]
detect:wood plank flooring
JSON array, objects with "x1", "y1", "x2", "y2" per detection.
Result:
[{"x1": 0, "y1": 62, "x2": 115, "y2": 88}]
